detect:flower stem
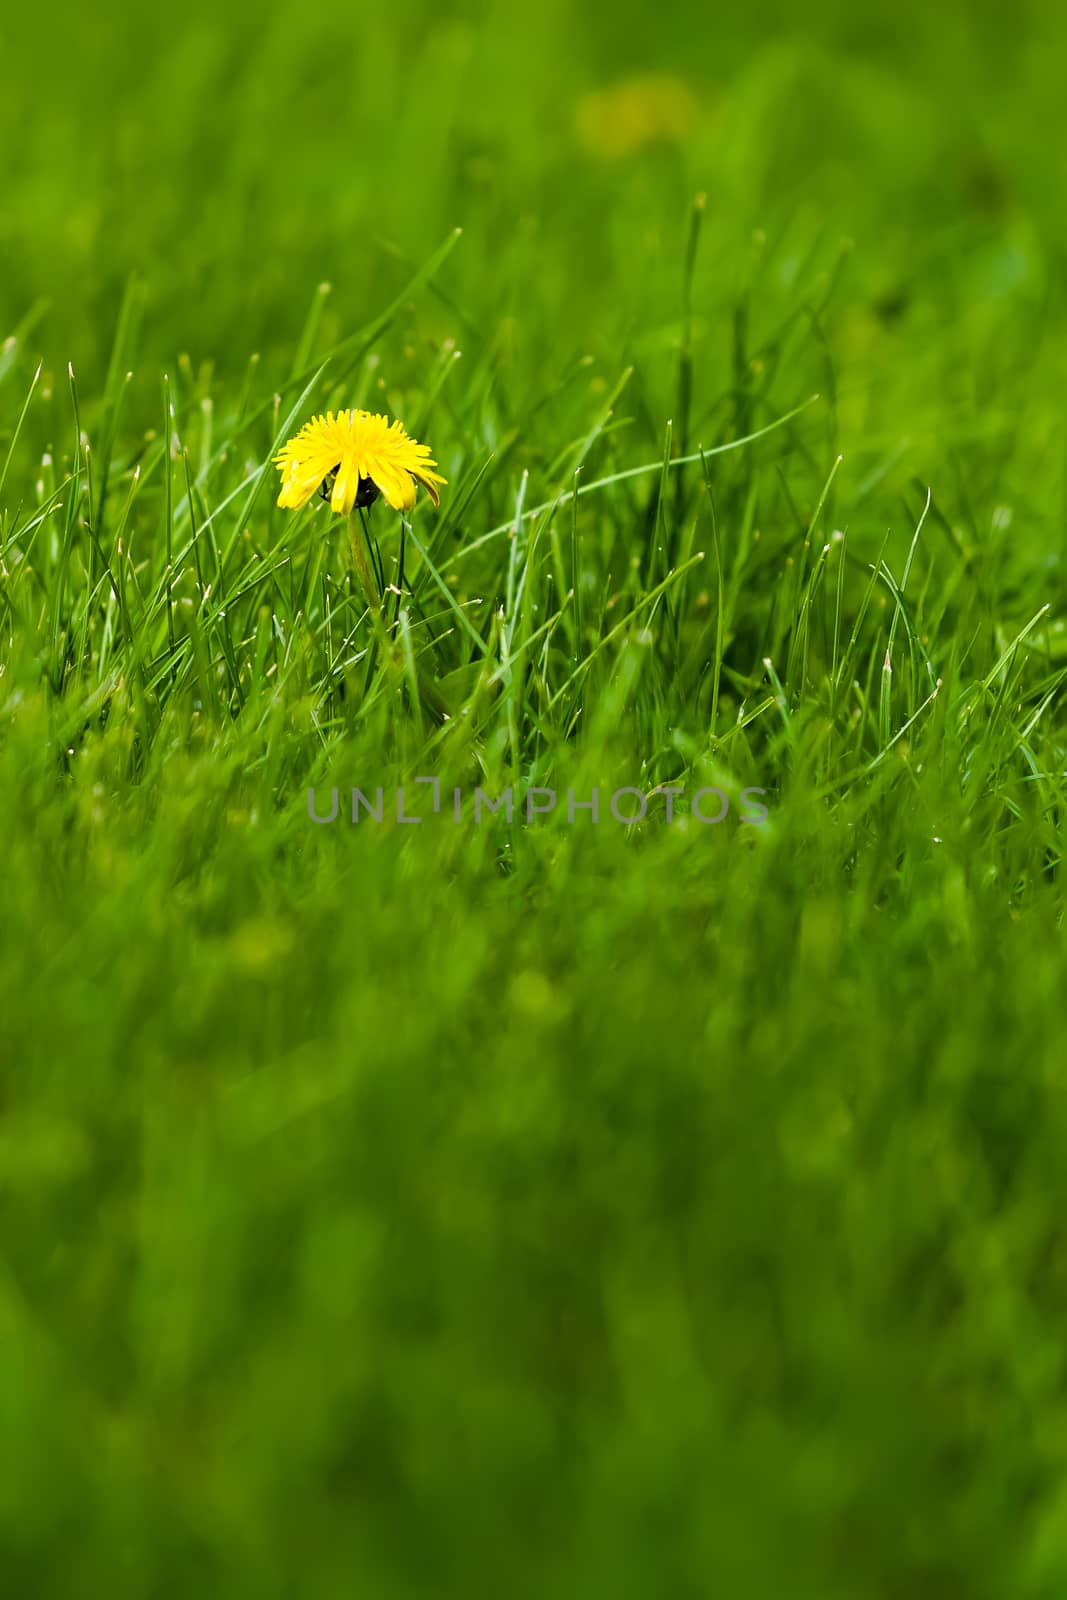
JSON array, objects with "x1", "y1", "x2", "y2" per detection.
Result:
[
  {"x1": 347, "y1": 510, "x2": 381, "y2": 613},
  {"x1": 346, "y1": 508, "x2": 453, "y2": 726}
]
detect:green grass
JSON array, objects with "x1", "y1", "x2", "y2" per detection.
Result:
[{"x1": 2, "y1": 1, "x2": 1067, "y2": 1594}]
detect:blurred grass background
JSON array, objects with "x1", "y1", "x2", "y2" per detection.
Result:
[{"x1": 2, "y1": 0, "x2": 1067, "y2": 1595}]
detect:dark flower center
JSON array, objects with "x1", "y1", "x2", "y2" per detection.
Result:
[{"x1": 319, "y1": 468, "x2": 380, "y2": 509}]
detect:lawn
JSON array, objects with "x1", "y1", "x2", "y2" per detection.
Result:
[{"x1": 2, "y1": 0, "x2": 1066, "y2": 1594}]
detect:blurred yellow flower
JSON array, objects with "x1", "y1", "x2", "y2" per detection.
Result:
[
  {"x1": 274, "y1": 409, "x2": 446, "y2": 514},
  {"x1": 576, "y1": 73, "x2": 701, "y2": 161}
]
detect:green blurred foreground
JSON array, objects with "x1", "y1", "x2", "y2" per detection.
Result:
[{"x1": 2, "y1": 0, "x2": 1067, "y2": 1594}]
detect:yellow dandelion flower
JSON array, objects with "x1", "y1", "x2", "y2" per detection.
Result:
[
  {"x1": 575, "y1": 74, "x2": 701, "y2": 161},
  {"x1": 274, "y1": 409, "x2": 446, "y2": 515}
]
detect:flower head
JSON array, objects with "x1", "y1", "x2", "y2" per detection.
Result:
[
  {"x1": 274, "y1": 409, "x2": 446, "y2": 515},
  {"x1": 576, "y1": 74, "x2": 701, "y2": 161}
]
